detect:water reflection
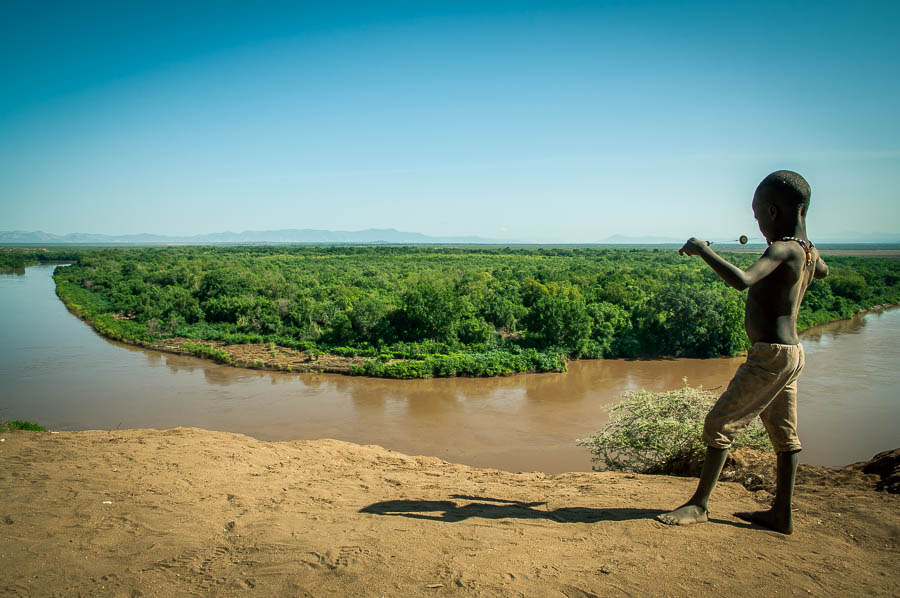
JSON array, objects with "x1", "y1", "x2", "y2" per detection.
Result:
[
  {"x1": 802, "y1": 313, "x2": 867, "y2": 344},
  {"x1": 2, "y1": 265, "x2": 898, "y2": 473}
]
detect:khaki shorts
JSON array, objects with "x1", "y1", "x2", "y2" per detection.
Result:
[{"x1": 703, "y1": 342, "x2": 804, "y2": 453}]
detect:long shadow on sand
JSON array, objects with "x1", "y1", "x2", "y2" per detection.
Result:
[{"x1": 360, "y1": 494, "x2": 666, "y2": 524}]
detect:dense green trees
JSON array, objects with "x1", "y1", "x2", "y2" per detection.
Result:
[
  {"x1": 636, "y1": 284, "x2": 747, "y2": 358},
  {"x1": 3, "y1": 244, "x2": 896, "y2": 378},
  {"x1": 522, "y1": 285, "x2": 592, "y2": 352},
  {"x1": 0, "y1": 247, "x2": 81, "y2": 271}
]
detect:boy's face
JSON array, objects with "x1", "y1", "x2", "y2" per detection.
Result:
[{"x1": 752, "y1": 193, "x2": 778, "y2": 243}]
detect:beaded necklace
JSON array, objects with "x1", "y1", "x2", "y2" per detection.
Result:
[{"x1": 782, "y1": 236, "x2": 815, "y2": 267}]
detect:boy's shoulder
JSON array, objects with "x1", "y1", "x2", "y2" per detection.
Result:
[
  {"x1": 753, "y1": 240, "x2": 811, "y2": 288},
  {"x1": 761, "y1": 239, "x2": 806, "y2": 263}
]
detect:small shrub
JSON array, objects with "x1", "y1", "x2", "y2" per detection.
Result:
[{"x1": 577, "y1": 385, "x2": 772, "y2": 473}]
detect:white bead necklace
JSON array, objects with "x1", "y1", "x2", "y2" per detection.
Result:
[{"x1": 781, "y1": 236, "x2": 815, "y2": 267}]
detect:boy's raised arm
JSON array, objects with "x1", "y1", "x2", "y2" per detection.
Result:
[{"x1": 679, "y1": 237, "x2": 789, "y2": 291}]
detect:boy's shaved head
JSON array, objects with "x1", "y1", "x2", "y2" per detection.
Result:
[{"x1": 755, "y1": 170, "x2": 811, "y2": 215}]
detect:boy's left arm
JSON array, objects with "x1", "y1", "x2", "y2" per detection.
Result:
[
  {"x1": 679, "y1": 237, "x2": 789, "y2": 291},
  {"x1": 814, "y1": 254, "x2": 829, "y2": 279}
]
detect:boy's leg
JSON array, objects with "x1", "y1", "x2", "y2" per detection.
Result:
[
  {"x1": 656, "y1": 446, "x2": 729, "y2": 525},
  {"x1": 658, "y1": 351, "x2": 768, "y2": 527},
  {"x1": 735, "y1": 450, "x2": 799, "y2": 534},
  {"x1": 739, "y1": 362, "x2": 802, "y2": 534},
  {"x1": 657, "y1": 344, "x2": 800, "y2": 527}
]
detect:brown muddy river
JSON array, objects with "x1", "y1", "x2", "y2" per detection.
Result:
[{"x1": 2, "y1": 265, "x2": 898, "y2": 473}]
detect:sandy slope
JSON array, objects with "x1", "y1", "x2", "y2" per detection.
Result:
[{"x1": 1, "y1": 428, "x2": 897, "y2": 597}]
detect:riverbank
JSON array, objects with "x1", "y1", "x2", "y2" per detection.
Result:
[
  {"x1": 51, "y1": 266, "x2": 899, "y2": 379},
  {"x1": 63, "y1": 302, "x2": 900, "y2": 378},
  {"x1": 156, "y1": 303, "x2": 897, "y2": 376},
  {"x1": 1, "y1": 428, "x2": 897, "y2": 597},
  {"x1": 45, "y1": 245, "x2": 900, "y2": 379},
  {"x1": 54, "y1": 278, "x2": 566, "y2": 378}
]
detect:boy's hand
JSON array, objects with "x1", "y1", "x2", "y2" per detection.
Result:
[{"x1": 678, "y1": 237, "x2": 709, "y2": 257}]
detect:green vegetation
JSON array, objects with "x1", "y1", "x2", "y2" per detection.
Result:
[
  {"x1": 182, "y1": 342, "x2": 234, "y2": 365},
  {"x1": 0, "y1": 247, "x2": 81, "y2": 272},
  {"x1": 3, "y1": 245, "x2": 897, "y2": 378},
  {"x1": 1, "y1": 420, "x2": 46, "y2": 432},
  {"x1": 577, "y1": 386, "x2": 772, "y2": 472},
  {"x1": 349, "y1": 347, "x2": 567, "y2": 379}
]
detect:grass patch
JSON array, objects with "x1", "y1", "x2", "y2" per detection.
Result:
[
  {"x1": 182, "y1": 342, "x2": 234, "y2": 365},
  {"x1": 1, "y1": 420, "x2": 46, "y2": 432}
]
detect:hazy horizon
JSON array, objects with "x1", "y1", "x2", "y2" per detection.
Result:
[
  {"x1": 2, "y1": 2, "x2": 898, "y2": 243},
  {"x1": 3, "y1": 227, "x2": 899, "y2": 246}
]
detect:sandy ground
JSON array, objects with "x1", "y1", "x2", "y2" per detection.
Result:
[{"x1": 1, "y1": 428, "x2": 897, "y2": 597}]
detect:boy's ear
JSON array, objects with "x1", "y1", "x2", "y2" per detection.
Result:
[{"x1": 767, "y1": 204, "x2": 779, "y2": 221}]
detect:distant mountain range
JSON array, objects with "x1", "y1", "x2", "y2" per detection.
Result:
[
  {"x1": 2, "y1": 229, "x2": 898, "y2": 245},
  {"x1": 0, "y1": 229, "x2": 509, "y2": 245}
]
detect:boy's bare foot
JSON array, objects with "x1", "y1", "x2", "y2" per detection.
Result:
[
  {"x1": 734, "y1": 509, "x2": 793, "y2": 534},
  {"x1": 656, "y1": 504, "x2": 708, "y2": 526}
]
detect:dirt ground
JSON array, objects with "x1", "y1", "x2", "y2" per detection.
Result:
[
  {"x1": 817, "y1": 248, "x2": 900, "y2": 260},
  {"x1": 1, "y1": 428, "x2": 897, "y2": 597}
]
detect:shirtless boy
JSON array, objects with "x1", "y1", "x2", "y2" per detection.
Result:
[{"x1": 657, "y1": 170, "x2": 828, "y2": 534}]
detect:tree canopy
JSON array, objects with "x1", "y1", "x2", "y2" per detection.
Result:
[{"x1": 11, "y1": 244, "x2": 896, "y2": 378}]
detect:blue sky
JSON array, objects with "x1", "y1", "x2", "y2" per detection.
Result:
[{"x1": 2, "y1": 1, "x2": 898, "y2": 242}]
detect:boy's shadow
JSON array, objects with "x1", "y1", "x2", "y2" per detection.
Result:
[{"x1": 360, "y1": 494, "x2": 665, "y2": 524}]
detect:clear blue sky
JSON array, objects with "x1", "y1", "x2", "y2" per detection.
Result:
[{"x1": 2, "y1": 1, "x2": 898, "y2": 242}]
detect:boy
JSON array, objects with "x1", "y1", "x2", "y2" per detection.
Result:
[{"x1": 657, "y1": 170, "x2": 828, "y2": 534}]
